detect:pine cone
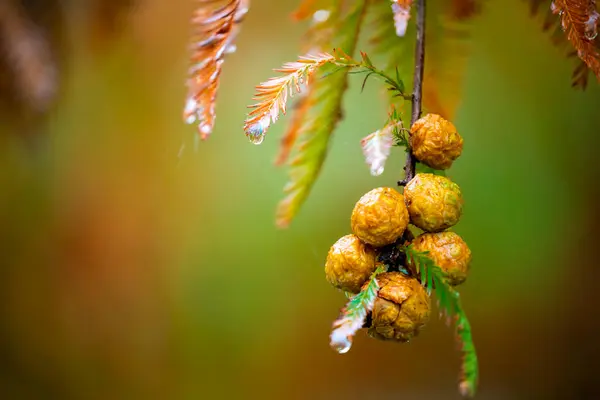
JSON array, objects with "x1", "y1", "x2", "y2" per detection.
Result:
[
  {"x1": 325, "y1": 234, "x2": 378, "y2": 293},
  {"x1": 410, "y1": 232, "x2": 472, "y2": 286},
  {"x1": 367, "y1": 272, "x2": 430, "y2": 342},
  {"x1": 351, "y1": 187, "x2": 409, "y2": 247},
  {"x1": 409, "y1": 113, "x2": 463, "y2": 170},
  {"x1": 404, "y1": 173, "x2": 463, "y2": 232}
]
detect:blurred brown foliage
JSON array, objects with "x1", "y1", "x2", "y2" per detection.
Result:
[{"x1": 0, "y1": 0, "x2": 133, "y2": 136}]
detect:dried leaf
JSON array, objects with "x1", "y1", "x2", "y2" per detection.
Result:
[
  {"x1": 183, "y1": 0, "x2": 249, "y2": 139},
  {"x1": 360, "y1": 122, "x2": 397, "y2": 176}
]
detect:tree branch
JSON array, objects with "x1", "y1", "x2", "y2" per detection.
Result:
[{"x1": 399, "y1": 0, "x2": 425, "y2": 186}]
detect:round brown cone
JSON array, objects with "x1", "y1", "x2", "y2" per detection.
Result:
[
  {"x1": 404, "y1": 174, "x2": 463, "y2": 233},
  {"x1": 367, "y1": 272, "x2": 430, "y2": 342},
  {"x1": 409, "y1": 113, "x2": 463, "y2": 170},
  {"x1": 325, "y1": 234, "x2": 378, "y2": 294},
  {"x1": 351, "y1": 187, "x2": 409, "y2": 247},
  {"x1": 410, "y1": 232, "x2": 472, "y2": 286}
]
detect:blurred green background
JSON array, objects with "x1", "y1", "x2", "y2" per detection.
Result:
[{"x1": 1, "y1": 0, "x2": 600, "y2": 399}]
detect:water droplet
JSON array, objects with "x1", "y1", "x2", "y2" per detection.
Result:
[
  {"x1": 312, "y1": 10, "x2": 330, "y2": 23},
  {"x1": 335, "y1": 343, "x2": 351, "y2": 354},
  {"x1": 199, "y1": 123, "x2": 212, "y2": 138},
  {"x1": 248, "y1": 134, "x2": 265, "y2": 145},
  {"x1": 586, "y1": 29, "x2": 598, "y2": 40},
  {"x1": 246, "y1": 115, "x2": 272, "y2": 145},
  {"x1": 331, "y1": 339, "x2": 351, "y2": 354},
  {"x1": 184, "y1": 98, "x2": 197, "y2": 124},
  {"x1": 585, "y1": 12, "x2": 599, "y2": 40},
  {"x1": 330, "y1": 331, "x2": 352, "y2": 354},
  {"x1": 185, "y1": 113, "x2": 196, "y2": 124},
  {"x1": 225, "y1": 44, "x2": 237, "y2": 54},
  {"x1": 246, "y1": 122, "x2": 266, "y2": 145},
  {"x1": 459, "y1": 382, "x2": 471, "y2": 397}
]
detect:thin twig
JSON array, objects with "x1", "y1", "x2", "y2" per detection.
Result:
[{"x1": 399, "y1": 0, "x2": 425, "y2": 186}]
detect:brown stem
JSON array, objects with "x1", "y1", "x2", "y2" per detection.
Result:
[{"x1": 399, "y1": 0, "x2": 425, "y2": 186}]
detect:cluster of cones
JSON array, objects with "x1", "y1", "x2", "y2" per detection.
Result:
[{"x1": 326, "y1": 114, "x2": 472, "y2": 347}]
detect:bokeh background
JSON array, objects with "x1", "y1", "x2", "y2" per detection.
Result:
[{"x1": 1, "y1": 0, "x2": 600, "y2": 399}]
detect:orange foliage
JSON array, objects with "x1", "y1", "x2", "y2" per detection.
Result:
[
  {"x1": 183, "y1": 0, "x2": 249, "y2": 139},
  {"x1": 552, "y1": 0, "x2": 600, "y2": 82}
]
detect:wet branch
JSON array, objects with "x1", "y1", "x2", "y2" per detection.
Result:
[{"x1": 399, "y1": 0, "x2": 425, "y2": 186}]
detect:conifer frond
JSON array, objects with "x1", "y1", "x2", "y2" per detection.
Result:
[
  {"x1": 275, "y1": 0, "x2": 368, "y2": 228},
  {"x1": 552, "y1": 0, "x2": 600, "y2": 82},
  {"x1": 334, "y1": 50, "x2": 409, "y2": 96},
  {"x1": 330, "y1": 265, "x2": 386, "y2": 354},
  {"x1": 183, "y1": 0, "x2": 249, "y2": 139},
  {"x1": 455, "y1": 311, "x2": 478, "y2": 398},
  {"x1": 360, "y1": 120, "x2": 399, "y2": 176},
  {"x1": 391, "y1": 0, "x2": 413, "y2": 37},
  {"x1": 243, "y1": 53, "x2": 335, "y2": 144},
  {"x1": 530, "y1": 0, "x2": 600, "y2": 87},
  {"x1": 405, "y1": 245, "x2": 479, "y2": 398},
  {"x1": 275, "y1": 2, "x2": 339, "y2": 164},
  {"x1": 389, "y1": 107, "x2": 411, "y2": 147}
]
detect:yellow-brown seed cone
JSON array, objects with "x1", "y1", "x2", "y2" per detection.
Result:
[
  {"x1": 409, "y1": 113, "x2": 463, "y2": 170},
  {"x1": 367, "y1": 272, "x2": 430, "y2": 342},
  {"x1": 325, "y1": 234, "x2": 378, "y2": 294},
  {"x1": 351, "y1": 187, "x2": 409, "y2": 247},
  {"x1": 410, "y1": 232, "x2": 472, "y2": 286},
  {"x1": 404, "y1": 173, "x2": 463, "y2": 232}
]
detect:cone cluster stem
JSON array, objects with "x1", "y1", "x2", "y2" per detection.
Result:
[{"x1": 400, "y1": 0, "x2": 426, "y2": 186}]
